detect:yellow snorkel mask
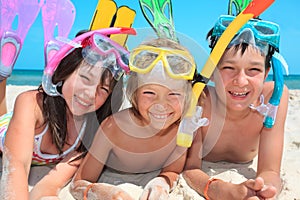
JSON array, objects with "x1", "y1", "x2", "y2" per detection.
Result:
[{"x1": 130, "y1": 45, "x2": 196, "y2": 80}]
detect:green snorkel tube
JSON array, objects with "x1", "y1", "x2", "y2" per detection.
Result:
[{"x1": 139, "y1": 0, "x2": 177, "y2": 42}]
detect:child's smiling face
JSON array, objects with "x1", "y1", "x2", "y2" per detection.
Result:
[
  {"x1": 136, "y1": 83, "x2": 186, "y2": 130},
  {"x1": 62, "y1": 62, "x2": 112, "y2": 116},
  {"x1": 212, "y1": 45, "x2": 268, "y2": 111}
]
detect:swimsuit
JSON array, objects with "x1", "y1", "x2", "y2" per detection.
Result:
[
  {"x1": 0, "y1": 112, "x2": 12, "y2": 151},
  {"x1": 0, "y1": 112, "x2": 87, "y2": 165}
]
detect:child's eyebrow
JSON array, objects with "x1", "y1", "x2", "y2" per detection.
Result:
[{"x1": 249, "y1": 61, "x2": 265, "y2": 67}]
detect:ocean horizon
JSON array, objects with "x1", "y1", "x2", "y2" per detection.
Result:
[{"x1": 5, "y1": 70, "x2": 300, "y2": 89}]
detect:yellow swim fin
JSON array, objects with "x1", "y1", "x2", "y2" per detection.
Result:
[
  {"x1": 89, "y1": 0, "x2": 136, "y2": 47},
  {"x1": 89, "y1": 0, "x2": 117, "y2": 30},
  {"x1": 110, "y1": 6, "x2": 136, "y2": 47}
]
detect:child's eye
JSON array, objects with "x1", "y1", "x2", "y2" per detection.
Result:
[
  {"x1": 169, "y1": 92, "x2": 182, "y2": 96},
  {"x1": 249, "y1": 67, "x2": 263, "y2": 72},
  {"x1": 222, "y1": 66, "x2": 234, "y2": 70},
  {"x1": 143, "y1": 91, "x2": 155, "y2": 95},
  {"x1": 99, "y1": 86, "x2": 109, "y2": 94},
  {"x1": 80, "y1": 74, "x2": 91, "y2": 82}
]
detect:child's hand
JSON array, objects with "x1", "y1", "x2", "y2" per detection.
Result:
[
  {"x1": 139, "y1": 177, "x2": 170, "y2": 200},
  {"x1": 213, "y1": 178, "x2": 275, "y2": 200},
  {"x1": 87, "y1": 183, "x2": 134, "y2": 200},
  {"x1": 245, "y1": 177, "x2": 277, "y2": 200},
  {"x1": 70, "y1": 180, "x2": 134, "y2": 200}
]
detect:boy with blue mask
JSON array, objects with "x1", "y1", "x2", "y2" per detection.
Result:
[{"x1": 183, "y1": 14, "x2": 289, "y2": 200}]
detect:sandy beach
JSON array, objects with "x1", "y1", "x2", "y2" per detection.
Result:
[{"x1": 1, "y1": 85, "x2": 300, "y2": 199}]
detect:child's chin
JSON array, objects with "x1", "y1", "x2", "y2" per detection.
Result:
[{"x1": 149, "y1": 120, "x2": 167, "y2": 131}]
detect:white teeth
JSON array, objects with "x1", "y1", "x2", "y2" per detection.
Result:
[
  {"x1": 230, "y1": 91, "x2": 247, "y2": 97},
  {"x1": 151, "y1": 113, "x2": 168, "y2": 119},
  {"x1": 75, "y1": 96, "x2": 90, "y2": 107}
]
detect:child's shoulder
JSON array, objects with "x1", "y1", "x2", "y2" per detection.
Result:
[
  {"x1": 263, "y1": 81, "x2": 289, "y2": 101},
  {"x1": 15, "y1": 89, "x2": 40, "y2": 104},
  {"x1": 101, "y1": 108, "x2": 131, "y2": 127}
]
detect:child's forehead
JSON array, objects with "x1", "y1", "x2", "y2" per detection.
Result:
[
  {"x1": 139, "y1": 83, "x2": 185, "y2": 92},
  {"x1": 77, "y1": 63, "x2": 103, "y2": 74},
  {"x1": 224, "y1": 45, "x2": 266, "y2": 58}
]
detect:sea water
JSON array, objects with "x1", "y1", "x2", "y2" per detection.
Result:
[
  {"x1": 6, "y1": 70, "x2": 43, "y2": 86},
  {"x1": 6, "y1": 70, "x2": 300, "y2": 89}
]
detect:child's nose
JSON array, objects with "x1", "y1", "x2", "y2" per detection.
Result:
[
  {"x1": 153, "y1": 103, "x2": 168, "y2": 112},
  {"x1": 83, "y1": 85, "x2": 97, "y2": 100},
  {"x1": 233, "y1": 71, "x2": 249, "y2": 86}
]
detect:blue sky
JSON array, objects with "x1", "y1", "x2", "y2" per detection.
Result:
[{"x1": 11, "y1": 0, "x2": 300, "y2": 74}]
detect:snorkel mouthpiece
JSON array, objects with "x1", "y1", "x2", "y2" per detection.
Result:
[{"x1": 263, "y1": 103, "x2": 278, "y2": 128}]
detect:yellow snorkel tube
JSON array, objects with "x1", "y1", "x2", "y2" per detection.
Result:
[{"x1": 177, "y1": 0, "x2": 275, "y2": 147}]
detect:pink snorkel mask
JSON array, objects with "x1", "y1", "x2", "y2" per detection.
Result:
[{"x1": 42, "y1": 27, "x2": 136, "y2": 96}]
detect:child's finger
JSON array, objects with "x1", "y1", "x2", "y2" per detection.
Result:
[
  {"x1": 139, "y1": 189, "x2": 150, "y2": 200},
  {"x1": 256, "y1": 184, "x2": 277, "y2": 199},
  {"x1": 245, "y1": 177, "x2": 265, "y2": 191}
]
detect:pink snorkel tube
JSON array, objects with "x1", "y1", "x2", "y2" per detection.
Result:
[
  {"x1": 42, "y1": 27, "x2": 136, "y2": 96},
  {"x1": 0, "y1": 0, "x2": 42, "y2": 81}
]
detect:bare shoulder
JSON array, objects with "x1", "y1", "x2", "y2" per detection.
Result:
[
  {"x1": 13, "y1": 90, "x2": 43, "y2": 121},
  {"x1": 99, "y1": 108, "x2": 136, "y2": 143},
  {"x1": 14, "y1": 90, "x2": 40, "y2": 108},
  {"x1": 263, "y1": 81, "x2": 289, "y2": 101},
  {"x1": 99, "y1": 109, "x2": 129, "y2": 134}
]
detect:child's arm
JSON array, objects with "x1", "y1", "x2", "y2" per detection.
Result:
[
  {"x1": 29, "y1": 150, "x2": 82, "y2": 199},
  {"x1": 1, "y1": 91, "x2": 39, "y2": 200},
  {"x1": 69, "y1": 122, "x2": 134, "y2": 200},
  {"x1": 256, "y1": 84, "x2": 289, "y2": 198},
  {"x1": 140, "y1": 147, "x2": 187, "y2": 200},
  {"x1": 183, "y1": 128, "x2": 271, "y2": 200}
]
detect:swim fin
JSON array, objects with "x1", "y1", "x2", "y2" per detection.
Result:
[
  {"x1": 42, "y1": 0, "x2": 76, "y2": 65},
  {"x1": 139, "y1": 0, "x2": 177, "y2": 41},
  {"x1": 89, "y1": 0, "x2": 136, "y2": 47},
  {"x1": 0, "y1": 31, "x2": 21, "y2": 80},
  {"x1": 89, "y1": 0, "x2": 118, "y2": 30},
  {"x1": 110, "y1": 6, "x2": 136, "y2": 47},
  {"x1": 0, "y1": 0, "x2": 42, "y2": 81}
]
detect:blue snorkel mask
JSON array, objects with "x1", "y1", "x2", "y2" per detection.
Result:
[{"x1": 209, "y1": 15, "x2": 289, "y2": 128}]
